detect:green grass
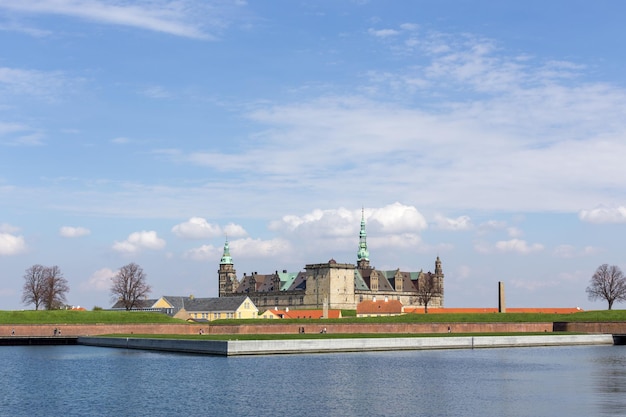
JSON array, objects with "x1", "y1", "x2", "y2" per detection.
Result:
[
  {"x1": 2, "y1": 309, "x2": 625, "y2": 325},
  {"x1": 211, "y1": 309, "x2": 626, "y2": 325},
  {"x1": 0, "y1": 310, "x2": 184, "y2": 324},
  {"x1": 98, "y1": 332, "x2": 583, "y2": 341}
]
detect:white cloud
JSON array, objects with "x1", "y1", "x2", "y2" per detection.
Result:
[
  {"x1": 0, "y1": 0, "x2": 228, "y2": 39},
  {"x1": 0, "y1": 121, "x2": 45, "y2": 146},
  {"x1": 112, "y1": 230, "x2": 166, "y2": 254},
  {"x1": 368, "y1": 203, "x2": 428, "y2": 233},
  {"x1": 80, "y1": 267, "x2": 114, "y2": 291},
  {"x1": 183, "y1": 244, "x2": 220, "y2": 261},
  {"x1": 434, "y1": 214, "x2": 472, "y2": 231},
  {"x1": 507, "y1": 227, "x2": 523, "y2": 238},
  {"x1": 368, "y1": 28, "x2": 400, "y2": 38},
  {"x1": 399, "y1": 23, "x2": 418, "y2": 31},
  {"x1": 475, "y1": 238, "x2": 544, "y2": 255},
  {"x1": 582, "y1": 246, "x2": 600, "y2": 256},
  {"x1": 0, "y1": 232, "x2": 27, "y2": 256},
  {"x1": 269, "y1": 207, "x2": 359, "y2": 238},
  {"x1": 111, "y1": 137, "x2": 130, "y2": 144},
  {"x1": 59, "y1": 226, "x2": 91, "y2": 238},
  {"x1": 511, "y1": 278, "x2": 558, "y2": 291},
  {"x1": 369, "y1": 233, "x2": 423, "y2": 250},
  {"x1": 269, "y1": 203, "x2": 427, "y2": 239},
  {"x1": 172, "y1": 217, "x2": 222, "y2": 239},
  {"x1": 553, "y1": 244, "x2": 600, "y2": 259},
  {"x1": 579, "y1": 206, "x2": 626, "y2": 224},
  {"x1": 495, "y1": 239, "x2": 544, "y2": 254},
  {"x1": 141, "y1": 85, "x2": 171, "y2": 99},
  {"x1": 478, "y1": 220, "x2": 507, "y2": 233},
  {"x1": 171, "y1": 218, "x2": 247, "y2": 240},
  {"x1": 0, "y1": 223, "x2": 20, "y2": 234},
  {"x1": 553, "y1": 244, "x2": 576, "y2": 259},
  {"x1": 184, "y1": 237, "x2": 291, "y2": 261},
  {"x1": 230, "y1": 237, "x2": 292, "y2": 259},
  {"x1": 223, "y1": 223, "x2": 247, "y2": 238},
  {"x1": 0, "y1": 67, "x2": 69, "y2": 101},
  {"x1": 0, "y1": 22, "x2": 52, "y2": 37}
]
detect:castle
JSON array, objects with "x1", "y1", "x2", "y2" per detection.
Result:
[{"x1": 218, "y1": 210, "x2": 444, "y2": 310}]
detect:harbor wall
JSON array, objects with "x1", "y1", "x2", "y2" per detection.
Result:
[
  {"x1": 0, "y1": 322, "x2": 553, "y2": 337},
  {"x1": 4, "y1": 321, "x2": 626, "y2": 337},
  {"x1": 78, "y1": 334, "x2": 615, "y2": 356}
]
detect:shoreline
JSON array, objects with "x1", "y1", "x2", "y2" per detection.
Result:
[{"x1": 78, "y1": 334, "x2": 616, "y2": 356}]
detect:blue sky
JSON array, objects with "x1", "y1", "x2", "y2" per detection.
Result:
[{"x1": 1, "y1": 0, "x2": 626, "y2": 311}]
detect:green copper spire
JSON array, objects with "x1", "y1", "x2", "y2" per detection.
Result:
[
  {"x1": 357, "y1": 208, "x2": 369, "y2": 261},
  {"x1": 220, "y1": 238, "x2": 233, "y2": 264}
]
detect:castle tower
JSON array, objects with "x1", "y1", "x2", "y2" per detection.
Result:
[
  {"x1": 218, "y1": 238, "x2": 238, "y2": 297},
  {"x1": 434, "y1": 256, "x2": 444, "y2": 306},
  {"x1": 304, "y1": 260, "x2": 356, "y2": 309},
  {"x1": 357, "y1": 208, "x2": 371, "y2": 270},
  {"x1": 435, "y1": 256, "x2": 443, "y2": 277}
]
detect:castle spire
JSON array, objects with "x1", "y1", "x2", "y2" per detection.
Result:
[
  {"x1": 220, "y1": 237, "x2": 233, "y2": 265},
  {"x1": 435, "y1": 255, "x2": 443, "y2": 277},
  {"x1": 218, "y1": 236, "x2": 238, "y2": 297},
  {"x1": 357, "y1": 208, "x2": 370, "y2": 268}
]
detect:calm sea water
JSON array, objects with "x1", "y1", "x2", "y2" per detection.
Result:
[{"x1": 0, "y1": 344, "x2": 625, "y2": 417}]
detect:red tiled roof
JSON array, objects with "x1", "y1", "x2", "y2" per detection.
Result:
[
  {"x1": 403, "y1": 307, "x2": 582, "y2": 314},
  {"x1": 357, "y1": 299, "x2": 403, "y2": 315}
]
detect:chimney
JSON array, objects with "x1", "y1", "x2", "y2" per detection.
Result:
[{"x1": 498, "y1": 281, "x2": 506, "y2": 313}]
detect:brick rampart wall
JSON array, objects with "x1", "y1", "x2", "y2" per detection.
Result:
[
  {"x1": 208, "y1": 322, "x2": 553, "y2": 335},
  {"x1": 3, "y1": 321, "x2": 622, "y2": 337},
  {"x1": 553, "y1": 322, "x2": 626, "y2": 333},
  {"x1": 0, "y1": 324, "x2": 204, "y2": 337}
]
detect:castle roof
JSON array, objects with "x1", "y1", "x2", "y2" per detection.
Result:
[
  {"x1": 110, "y1": 298, "x2": 159, "y2": 310},
  {"x1": 357, "y1": 299, "x2": 403, "y2": 315}
]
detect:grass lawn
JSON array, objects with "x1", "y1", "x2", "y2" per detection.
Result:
[
  {"x1": 211, "y1": 309, "x2": 626, "y2": 325},
  {"x1": 0, "y1": 310, "x2": 184, "y2": 324},
  {"x1": 1, "y1": 309, "x2": 625, "y2": 325}
]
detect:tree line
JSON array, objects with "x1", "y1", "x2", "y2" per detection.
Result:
[{"x1": 21, "y1": 262, "x2": 151, "y2": 311}]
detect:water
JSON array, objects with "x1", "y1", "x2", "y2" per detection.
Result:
[{"x1": 1, "y1": 345, "x2": 625, "y2": 417}]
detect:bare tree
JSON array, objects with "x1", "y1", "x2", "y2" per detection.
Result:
[
  {"x1": 21, "y1": 264, "x2": 47, "y2": 310},
  {"x1": 22, "y1": 265, "x2": 70, "y2": 310},
  {"x1": 42, "y1": 265, "x2": 70, "y2": 310},
  {"x1": 417, "y1": 272, "x2": 442, "y2": 313},
  {"x1": 110, "y1": 263, "x2": 151, "y2": 310},
  {"x1": 586, "y1": 264, "x2": 626, "y2": 310}
]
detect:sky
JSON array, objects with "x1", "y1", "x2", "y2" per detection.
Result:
[{"x1": 1, "y1": 0, "x2": 626, "y2": 311}]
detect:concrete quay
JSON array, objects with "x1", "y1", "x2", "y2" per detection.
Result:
[{"x1": 78, "y1": 334, "x2": 615, "y2": 356}]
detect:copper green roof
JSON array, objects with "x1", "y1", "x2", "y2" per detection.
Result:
[
  {"x1": 357, "y1": 208, "x2": 369, "y2": 261},
  {"x1": 220, "y1": 239, "x2": 233, "y2": 264}
]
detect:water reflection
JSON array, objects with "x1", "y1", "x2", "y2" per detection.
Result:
[
  {"x1": 0, "y1": 345, "x2": 625, "y2": 417},
  {"x1": 591, "y1": 348, "x2": 626, "y2": 416}
]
